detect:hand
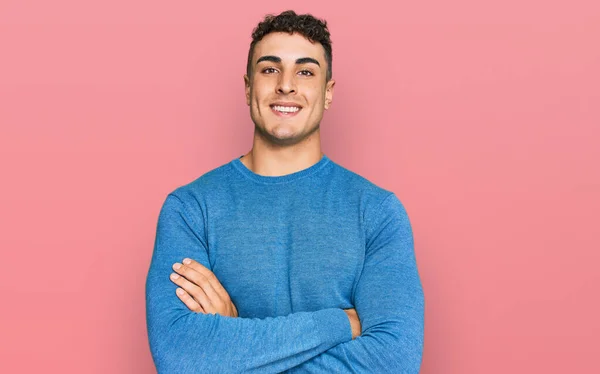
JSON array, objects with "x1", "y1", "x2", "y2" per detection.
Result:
[
  {"x1": 169, "y1": 258, "x2": 238, "y2": 317},
  {"x1": 343, "y1": 308, "x2": 362, "y2": 339}
]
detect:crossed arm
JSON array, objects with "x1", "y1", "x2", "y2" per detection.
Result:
[
  {"x1": 168, "y1": 257, "x2": 362, "y2": 340},
  {"x1": 145, "y1": 193, "x2": 424, "y2": 373}
]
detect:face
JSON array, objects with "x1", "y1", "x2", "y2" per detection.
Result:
[{"x1": 244, "y1": 32, "x2": 335, "y2": 146}]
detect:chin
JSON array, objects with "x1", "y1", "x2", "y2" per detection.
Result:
[
  {"x1": 276, "y1": 125, "x2": 320, "y2": 145},
  {"x1": 269, "y1": 128, "x2": 303, "y2": 144},
  {"x1": 254, "y1": 124, "x2": 301, "y2": 146}
]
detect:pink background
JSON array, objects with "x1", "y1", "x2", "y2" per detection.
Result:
[{"x1": 1, "y1": 0, "x2": 598, "y2": 372}]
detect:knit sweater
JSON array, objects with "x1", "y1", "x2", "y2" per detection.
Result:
[{"x1": 145, "y1": 154, "x2": 424, "y2": 373}]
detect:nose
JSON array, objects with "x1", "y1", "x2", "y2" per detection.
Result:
[{"x1": 276, "y1": 70, "x2": 296, "y2": 94}]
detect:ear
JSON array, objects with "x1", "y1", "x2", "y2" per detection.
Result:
[
  {"x1": 324, "y1": 79, "x2": 335, "y2": 110},
  {"x1": 244, "y1": 74, "x2": 251, "y2": 106}
]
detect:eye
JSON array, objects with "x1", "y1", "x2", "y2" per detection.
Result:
[
  {"x1": 298, "y1": 70, "x2": 314, "y2": 76},
  {"x1": 262, "y1": 67, "x2": 278, "y2": 74}
]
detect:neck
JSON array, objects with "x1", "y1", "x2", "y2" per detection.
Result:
[{"x1": 240, "y1": 132, "x2": 324, "y2": 177}]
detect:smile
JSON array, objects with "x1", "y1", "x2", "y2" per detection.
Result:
[{"x1": 270, "y1": 105, "x2": 302, "y2": 117}]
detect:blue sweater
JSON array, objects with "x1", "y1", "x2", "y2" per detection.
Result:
[{"x1": 145, "y1": 154, "x2": 424, "y2": 373}]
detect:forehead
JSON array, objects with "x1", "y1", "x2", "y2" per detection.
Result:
[{"x1": 253, "y1": 32, "x2": 326, "y2": 65}]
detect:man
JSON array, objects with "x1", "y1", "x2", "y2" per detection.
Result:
[{"x1": 145, "y1": 10, "x2": 424, "y2": 373}]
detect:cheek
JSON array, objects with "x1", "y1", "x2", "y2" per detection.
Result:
[
  {"x1": 252, "y1": 89, "x2": 271, "y2": 107},
  {"x1": 307, "y1": 89, "x2": 326, "y2": 108},
  {"x1": 249, "y1": 87, "x2": 263, "y2": 105},
  {"x1": 251, "y1": 78, "x2": 275, "y2": 96}
]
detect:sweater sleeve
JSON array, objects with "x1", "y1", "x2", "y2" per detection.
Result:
[
  {"x1": 145, "y1": 193, "x2": 352, "y2": 374},
  {"x1": 286, "y1": 193, "x2": 425, "y2": 373}
]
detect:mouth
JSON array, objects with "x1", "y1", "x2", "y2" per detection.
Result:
[{"x1": 270, "y1": 103, "x2": 302, "y2": 118}]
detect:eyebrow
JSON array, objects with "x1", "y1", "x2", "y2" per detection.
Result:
[{"x1": 256, "y1": 55, "x2": 320, "y2": 67}]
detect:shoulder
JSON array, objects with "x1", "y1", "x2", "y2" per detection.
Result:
[
  {"x1": 157, "y1": 159, "x2": 236, "y2": 220},
  {"x1": 328, "y1": 159, "x2": 397, "y2": 208},
  {"x1": 168, "y1": 159, "x2": 234, "y2": 201},
  {"x1": 327, "y1": 160, "x2": 411, "y2": 236}
]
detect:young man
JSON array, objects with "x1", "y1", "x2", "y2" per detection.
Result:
[{"x1": 145, "y1": 10, "x2": 424, "y2": 373}]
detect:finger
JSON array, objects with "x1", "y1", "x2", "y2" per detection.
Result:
[
  {"x1": 170, "y1": 271, "x2": 216, "y2": 314},
  {"x1": 181, "y1": 258, "x2": 232, "y2": 302},
  {"x1": 175, "y1": 287, "x2": 205, "y2": 313},
  {"x1": 173, "y1": 262, "x2": 225, "y2": 310}
]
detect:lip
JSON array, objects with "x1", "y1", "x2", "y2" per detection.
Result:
[{"x1": 270, "y1": 102, "x2": 303, "y2": 117}]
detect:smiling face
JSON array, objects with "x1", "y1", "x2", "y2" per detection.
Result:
[{"x1": 244, "y1": 32, "x2": 335, "y2": 146}]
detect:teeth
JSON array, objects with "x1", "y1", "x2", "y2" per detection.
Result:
[{"x1": 272, "y1": 105, "x2": 300, "y2": 113}]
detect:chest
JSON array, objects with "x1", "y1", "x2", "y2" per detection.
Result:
[{"x1": 206, "y1": 201, "x2": 366, "y2": 317}]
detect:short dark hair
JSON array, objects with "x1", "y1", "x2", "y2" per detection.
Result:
[{"x1": 246, "y1": 10, "x2": 333, "y2": 81}]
